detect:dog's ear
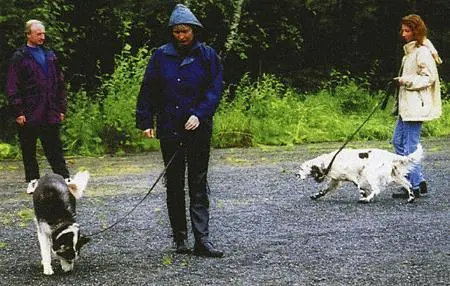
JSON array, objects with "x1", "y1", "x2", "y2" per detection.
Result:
[
  {"x1": 68, "y1": 171, "x2": 90, "y2": 199},
  {"x1": 311, "y1": 165, "x2": 326, "y2": 183},
  {"x1": 76, "y1": 236, "x2": 90, "y2": 251}
]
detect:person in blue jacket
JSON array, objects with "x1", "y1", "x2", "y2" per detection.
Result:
[{"x1": 136, "y1": 4, "x2": 223, "y2": 258}]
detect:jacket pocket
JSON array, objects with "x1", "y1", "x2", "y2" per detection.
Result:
[{"x1": 418, "y1": 88, "x2": 432, "y2": 115}]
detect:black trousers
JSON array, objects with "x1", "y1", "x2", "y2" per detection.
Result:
[
  {"x1": 160, "y1": 125, "x2": 212, "y2": 243},
  {"x1": 18, "y1": 123, "x2": 70, "y2": 182}
]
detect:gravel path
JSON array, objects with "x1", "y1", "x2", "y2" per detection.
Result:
[{"x1": 0, "y1": 138, "x2": 449, "y2": 285}]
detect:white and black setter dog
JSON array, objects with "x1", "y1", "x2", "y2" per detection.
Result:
[{"x1": 296, "y1": 145, "x2": 423, "y2": 203}]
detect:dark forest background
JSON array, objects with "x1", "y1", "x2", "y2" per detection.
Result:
[{"x1": 1, "y1": 0, "x2": 449, "y2": 146}]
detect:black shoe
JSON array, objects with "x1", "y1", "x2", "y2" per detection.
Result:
[
  {"x1": 419, "y1": 181, "x2": 428, "y2": 194},
  {"x1": 392, "y1": 187, "x2": 409, "y2": 199},
  {"x1": 193, "y1": 241, "x2": 224, "y2": 258},
  {"x1": 392, "y1": 188, "x2": 420, "y2": 199},
  {"x1": 173, "y1": 239, "x2": 190, "y2": 254}
]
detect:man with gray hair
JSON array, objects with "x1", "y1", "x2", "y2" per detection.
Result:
[{"x1": 6, "y1": 20, "x2": 70, "y2": 193}]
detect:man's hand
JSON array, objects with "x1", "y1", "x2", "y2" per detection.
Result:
[
  {"x1": 60, "y1": 113, "x2": 65, "y2": 121},
  {"x1": 16, "y1": 116, "x2": 26, "y2": 126},
  {"x1": 185, "y1": 115, "x2": 200, "y2": 130},
  {"x1": 143, "y1": 128, "x2": 155, "y2": 138}
]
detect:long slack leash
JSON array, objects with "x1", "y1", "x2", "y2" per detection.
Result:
[
  {"x1": 85, "y1": 148, "x2": 180, "y2": 238},
  {"x1": 315, "y1": 82, "x2": 393, "y2": 182}
]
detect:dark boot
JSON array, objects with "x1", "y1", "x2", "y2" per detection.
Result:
[
  {"x1": 392, "y1": 187, "x2": 420, "y2": 199},
  {"x1": 193, "y1": 241, "x2": 223, "y2": 258},
  {"x1": 392, "y1": 187, "x2": 409, "y2": 199},
  {"x1": 173, "y1": 239, "x2": 190, "y2": 254},
  {"x1": 419, "y1": 181, "x2": 428, "y2": 194}
]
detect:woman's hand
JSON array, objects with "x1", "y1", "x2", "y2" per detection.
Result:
[{"x1": 185, "y1": 115, "x2": 200, "y2": 130}]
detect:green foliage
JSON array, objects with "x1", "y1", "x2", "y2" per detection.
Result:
[
  {"x1": 423, "y1": 101, "x2": 450, "y2": 136},
  {"x1": 100, "y1": 45, "x2": 156, "y2": 154},
  {"x1": 63, "y1": 45, "x2": 159, "y2": 155},
  {"x1": 214, "y1": 73, "x2": 450, "y2": 148},
  {"x1": 0, "y1": 143, "x2": 13, "y2": 159},
  {"x1": 322, "y1": 69, "x2": 375, "y2": 113},
  {"x1": 440, "y1": 79, "x2": 449, "y2": 100},
  {"x1": 0, "y1": 143, "x2": 19, "y2": 160},
  {"x1": 63, "y1": 90, "x2": 103, "y2": 155}
]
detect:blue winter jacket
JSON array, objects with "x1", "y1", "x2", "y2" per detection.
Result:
[{"x1": 135, "y1": 40, "x2": 223, "y2": 139}]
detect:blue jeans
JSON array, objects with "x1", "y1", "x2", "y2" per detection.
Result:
[{"x1": 392, "y1": 118, "x2": 423, "y2": 189}]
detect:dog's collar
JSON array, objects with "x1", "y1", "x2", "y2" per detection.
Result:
[{"x1": 52, "y1": 222, "x2": 79, "y2": 241}]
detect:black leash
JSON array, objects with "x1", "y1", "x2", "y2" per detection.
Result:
[
  {"x1": 85, "y1": 148, "x2": 180, "y2": 238},
  {"x1": 315, "y1": 81, "x2": 393, "y2": 182}
]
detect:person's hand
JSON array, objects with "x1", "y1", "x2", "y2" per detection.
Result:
[
  {"x1": 185, "y1": 115, "x2": 200, "y2": 130},
  {"x1": 16, "y1": 115, "x2": 26, "y2": 126},
  {"x1": 143, "y1": 128, "x2": 155, "y2": 138},
  {"x1": 393, "y1": 77, "x2": 410, "y2": 87},
  {"x1": 60, "y1": 113, "x2": 65, "y2": 121}
]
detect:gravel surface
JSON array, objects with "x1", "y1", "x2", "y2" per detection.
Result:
[{"x1": 0, "y1": 138, "x2": 449, "y2": 286}]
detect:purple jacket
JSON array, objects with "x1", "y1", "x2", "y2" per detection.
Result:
[{"x1": 6, "y1": 45, "x2": 67, "y2": 125}]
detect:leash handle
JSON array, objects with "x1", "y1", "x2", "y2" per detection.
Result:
[{"x1": 85, "y1": 148, "x2": 180, "y2": 237}]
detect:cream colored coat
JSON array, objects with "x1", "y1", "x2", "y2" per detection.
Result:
[{"x1": 396, "y1": 39, "x2": 442, "y2": 121}]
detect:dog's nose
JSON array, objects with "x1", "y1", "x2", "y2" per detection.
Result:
[{"x1": 295, "y1": 172, "x2": 305, "y2": 179}]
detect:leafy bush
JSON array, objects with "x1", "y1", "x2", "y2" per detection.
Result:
[
  {"x1": 63, "y1": 45, "x2": 159, "y2": 155},
  {"x1": 100, "y1": 45, "x2": 157, "y2": 154},
  {"x1": 213, "y1": 72, "x2": 402, "y2": 147},
  {"x1": 0, "y1": 142, "x2": 19, "y2": 160},
  {"x1": 63, "y1": 90, "x2": 103, "y2": 155},
  {"x1": 59, "y1": 54, "x2": 450, "y2": 155}
]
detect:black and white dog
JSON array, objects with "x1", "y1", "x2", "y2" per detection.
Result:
[
  {"x1": 296, "y1": 145, "x2": 423, "y2": 203},
  {"x1": 32, "y1": 171, "x2": 90, "y2": 275}
]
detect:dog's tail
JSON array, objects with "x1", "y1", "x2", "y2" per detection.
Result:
[
  {"x1": 68, "y1": 171, "x2": 90, "y2": 199},
  {"x1": 407, "y1": 144, "x2": 424, "y2": 164},
  {"x1": 394, "y1": 144, "x2": 424, "y2": 176}
]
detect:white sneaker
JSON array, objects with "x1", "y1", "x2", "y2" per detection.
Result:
[{"x1": 27, "y1": 179, "x2": 38, "y2": 194}]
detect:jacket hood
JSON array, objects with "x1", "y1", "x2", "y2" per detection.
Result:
[
  {"x1": 423, "y1": 38, "x2": 443, "y2": 65},
  {"x1": 168, "y1": 4, "x2": 204, "y2": 28},
  {"x1": 404, "y1": 39, "x2": 443, "y2": 65}
]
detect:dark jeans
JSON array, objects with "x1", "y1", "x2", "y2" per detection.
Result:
[
  {"x1": 160, "y1": 125, "x2": 212, "y2": 243},
  {"x1": 18, "y1": 123, "x2": 70, "y2": 182}
]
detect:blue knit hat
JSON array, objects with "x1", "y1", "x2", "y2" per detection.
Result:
[{"x1": 168, "y1": 4, "x2": 204, "y2": 28}]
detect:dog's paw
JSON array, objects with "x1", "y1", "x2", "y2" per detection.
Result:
[
  {"x1": 358, "y1": 197, "x2": 370, "y2": 204},
  {"x1": 310, "y1": 193, "x2": 323, "y2": 200},
  {"x1": 43, "y1": 266, "x2": 54, "y2": 275},
  {"x1": 60, "y1": 260, "x2": 74, "y2": 272},
  {"x1": 407, "y1": 196, "x2": 415, "y2": 203}
]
